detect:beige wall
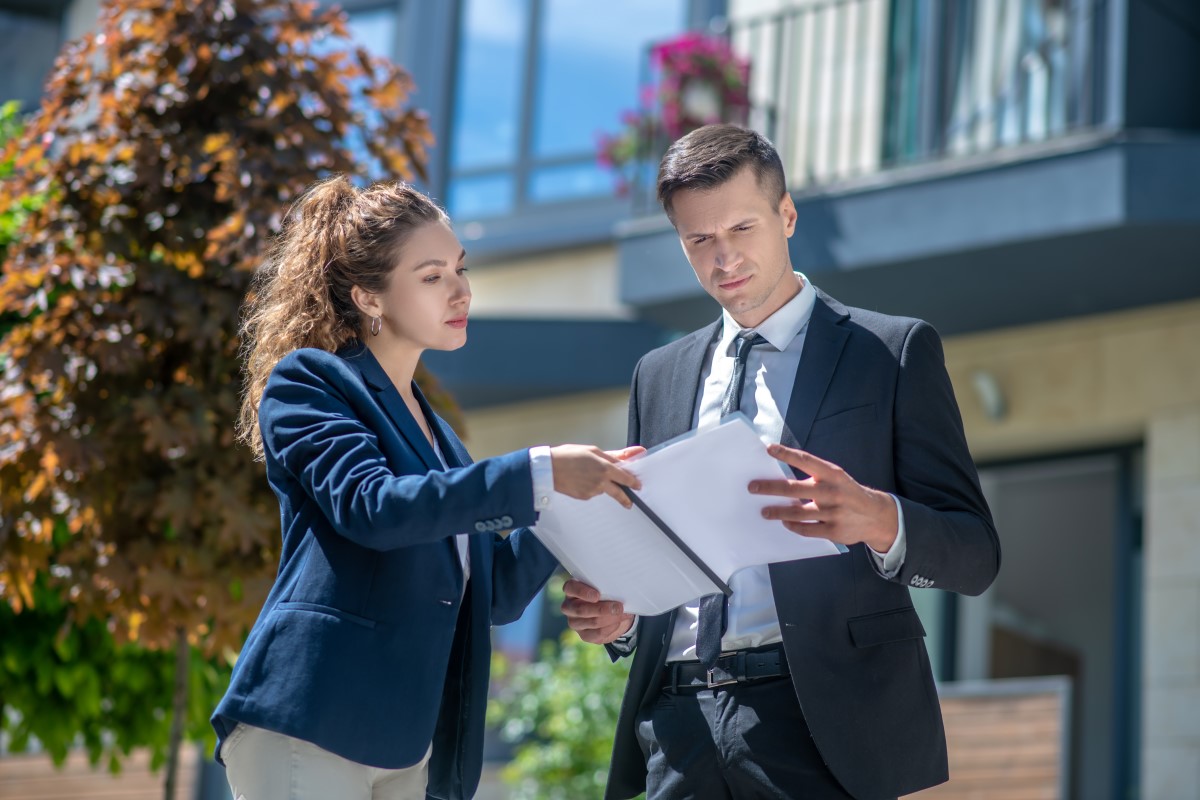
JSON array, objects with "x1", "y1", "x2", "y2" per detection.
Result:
[
  {"x1": 944, "y1": 299, "x2": 1200, "y2": 799},
  {"x1": 467, "y1": 245, "x2": 630, "y2": 320},
  {"x1": 462, "y1": 389, "x2": 631, "y2": 459},
  {"x1": 945, "y1": 299, "x2": 1200, "y2": 462},
  {"x1": 1143, "y1": 406, "x2": 1200, "y2": 799}
]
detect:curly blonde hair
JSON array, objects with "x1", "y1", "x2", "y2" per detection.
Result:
[{"x1": 238, "y1": 175, "x2": 448, "y2": 459}]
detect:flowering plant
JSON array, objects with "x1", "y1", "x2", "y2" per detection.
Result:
[{"x1": 597, "y1": 32, "x2": 751, "y2": 195}]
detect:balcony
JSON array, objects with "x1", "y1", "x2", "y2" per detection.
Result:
[{"x1": 618, "y1": 0, "x2": 1200, "y2": 335}]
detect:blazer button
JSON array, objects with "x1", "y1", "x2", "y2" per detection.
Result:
[
  {"x1": 499, "y1": 515, "x2": 513, "y2": 528},
  {"x1": 474, "y1": 522, "x2": 487, "y2": 533}
]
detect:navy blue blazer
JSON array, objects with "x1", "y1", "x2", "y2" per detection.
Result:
[{"x1": 212, "y1": 343, "x2": 558, "y2": 800}]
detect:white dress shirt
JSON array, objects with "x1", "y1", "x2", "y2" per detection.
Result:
[{"x1": 664, "y1": 274, "x2": 906, "y2": 662}]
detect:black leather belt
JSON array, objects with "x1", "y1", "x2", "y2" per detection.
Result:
[{"x1": 663, "y1": 644, "x2": 789, "y2": 691}]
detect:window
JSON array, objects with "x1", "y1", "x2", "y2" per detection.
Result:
[
  {"x1": 313, "y1": 2, "x2": 402, "y2": 179},
  {"x1": 344, "y1": 4, "x2": 398, "y2": 59},
  {"x1": 0, "y1": 7, "x2": 64, "y2": 113},
  {"x1": 448, "y1": 0, "x2": 687, "y2": 220}
]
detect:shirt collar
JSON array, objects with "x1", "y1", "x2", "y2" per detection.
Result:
[{"x1": 719, "y1": 272, "x2": 817, "y2": 354}]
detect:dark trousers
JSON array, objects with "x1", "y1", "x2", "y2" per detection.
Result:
[{"x1": 634, "y1": 676, "x2": 875, "y2": 800}]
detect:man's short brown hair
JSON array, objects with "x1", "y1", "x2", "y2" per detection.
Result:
[{"x1": 656, "y1": 124, "x2": 787, "y2": 218}]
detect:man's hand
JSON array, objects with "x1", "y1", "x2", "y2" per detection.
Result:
[
  {"x1": 750, "y1": 443, "x2": 898, "y2": 553},
  {"x1": 561, "y1": 579, "x2": 635, "y2": 644}
]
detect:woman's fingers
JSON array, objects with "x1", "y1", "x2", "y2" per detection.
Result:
[{"x1": 604, "y1": 481, "x2": 635, "y2": 509}]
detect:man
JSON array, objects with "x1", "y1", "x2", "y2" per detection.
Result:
[{"x1": 562, "y1": 124, "x2": 1000, "y2": 800}]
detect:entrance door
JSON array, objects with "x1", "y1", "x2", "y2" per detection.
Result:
[{"x1": 955, "y1": 450, "x2": 1142, "y2": 800}]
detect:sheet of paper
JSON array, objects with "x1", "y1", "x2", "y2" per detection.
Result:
[{"x1": 531, "y1": 415, "x2": 842, "y2": 615}]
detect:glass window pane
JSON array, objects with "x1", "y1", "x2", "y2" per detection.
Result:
[
  {"x1": 452, "y1": 0, "x2": 531, "y2": 171},
  {"x1": 449, "y1": 173, "x2": 515, "y2": 219},
  {"x1": 529, "y1": 161, "x2": 616, "y2": 203},
  {"x1": 346, "y1": 6, "x2": 397, "y2": 59},
  {"x1": 532, "y1": 0, "x2": 685, "y2": 160},
  {"x1": 0, "y1": 12, "x2": 62, "y2": 111}
]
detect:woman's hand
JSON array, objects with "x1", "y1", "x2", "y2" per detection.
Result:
[{"x1": 550, "y1": 445, "x2": 644, "y2": 508}]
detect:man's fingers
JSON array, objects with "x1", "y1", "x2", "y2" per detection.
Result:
[
  {"x1": 782, "y1": 520, "x2": 834, "y2": 538},
  {"x1": 750, "y1": 478, "x2": 842, "y2": 505},
  {"x1": 562, "y1": 579, "x2": 601, "y2": 602},
  {"x1": 562, "y1": 596, "x2": 625, "y2": 618},
  {"x1": 748, "y1": 478, "x2": 807, "y2": 497},
  {"x1": 762, "y1": 501, "x2": 826, "y2": 523},
  {"x1": 767, "y1": 443, "x2": 837, "y2": 476}
]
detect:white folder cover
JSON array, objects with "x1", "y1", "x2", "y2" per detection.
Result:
[{"x1": 531, "y1": 414, "x2": 842, "y2": 616}]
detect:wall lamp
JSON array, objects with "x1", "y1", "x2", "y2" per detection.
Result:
[{"x1": 971, "y1": 369, "x2": 1007, "y2": 421}]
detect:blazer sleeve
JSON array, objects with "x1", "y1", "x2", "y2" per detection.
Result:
[
  {"x1": 261, "y1": 352, "x2": 538, "y2": 552},
  {"x1": 888, "y1": 322, "x2": 1001, "y2": 596},
  {"x1": 489, "y1": 529, "x2": 559, "y2": 626}
]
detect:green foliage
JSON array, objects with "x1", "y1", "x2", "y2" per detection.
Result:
[
  {"x1": 489, "y1": 581, "x2": 640, "y2": 800},
  {"x1": 0, "y1": 573, "x2": 226, "y2": 770},
  {"x1": 0, "y1": 101, "x2": 48, "y2": 338}
]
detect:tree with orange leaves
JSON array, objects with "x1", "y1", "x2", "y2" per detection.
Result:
[{"x1": 0, "y1": 1, "x2": 455, "y2": 794}]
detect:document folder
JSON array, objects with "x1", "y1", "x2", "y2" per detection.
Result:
[{"x1": 531, "y1": 414, "x2": 842, "y2": 616}]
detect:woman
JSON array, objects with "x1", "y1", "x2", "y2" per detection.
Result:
[{"x1": 212, "y1": 176, "x2": 640, "y2": 800}]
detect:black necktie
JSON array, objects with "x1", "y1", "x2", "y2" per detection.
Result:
[{"x1": 696, "y1": 331, "x2": 768, "y2": 669}]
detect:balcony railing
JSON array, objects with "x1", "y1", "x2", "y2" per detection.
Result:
[{"x1": 634, "y1": 0, "x2": 1102, "y2": 208}]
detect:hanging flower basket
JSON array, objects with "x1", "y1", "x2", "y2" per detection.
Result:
[{"x1": 597, "y1": 32, "x2": 751, "y2": 196}]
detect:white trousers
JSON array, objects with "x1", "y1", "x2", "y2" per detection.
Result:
[{"x1": 221, "y1": 723, "x2": 431, "y2": 800}]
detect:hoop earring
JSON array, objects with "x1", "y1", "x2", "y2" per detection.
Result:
[{"x1": 370, "y1": 316, "x2": 382, "y2": 337}]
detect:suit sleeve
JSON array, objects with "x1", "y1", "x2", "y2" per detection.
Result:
[
  {"x1": 626, "y1": 356, "x2": 644, "y2": 449},
  {"x1": 261, "y1": 353, "x2": 537, "y2": 552},
  {"x1": 888, "y1": 322, "x2": 1001, "y2": 596},
  {"x1": 605, "y1": 357, "x2": 646, "y2": 661}
]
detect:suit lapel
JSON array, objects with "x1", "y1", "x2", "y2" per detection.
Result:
[
  {"x1": 660, "y1": 319, "x2": 721, "y2": 441},
  {"x1": 635, "y1": 322, "x2": 716, "y2": 682},
  {"x1": 780, "y1": 291, "x2": 850, "y2": 454},
  {"x1": 341, "y1": 344, "x2": 442, "y2": 473}
]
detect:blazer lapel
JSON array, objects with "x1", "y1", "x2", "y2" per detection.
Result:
[
  {"x1": 780, "y1": 290, "x2": 850, "y2": 453},
  {"x1": 412, "y1": 379, "x2": 478, "y2": 593},
  {"x1": 417, "y1": 387, "x2": 471, "y2": 468},
  {"x1": 660, "y1": 319, "x2": 721, "y2": 440},
  {"x1": 341, "y1": 343, "x2": 442, "y2": 473}
]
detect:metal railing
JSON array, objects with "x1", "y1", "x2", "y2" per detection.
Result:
[{"x1": 634, "y1": 0, "x2": 1102, "y2": 208}]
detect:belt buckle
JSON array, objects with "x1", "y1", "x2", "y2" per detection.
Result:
[{"x1": 706, "y1": 657, "x2": 739, "y2": 688}]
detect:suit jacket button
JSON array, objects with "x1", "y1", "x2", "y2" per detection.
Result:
[
  {"x1": 474, "y1": 521, "x2": 487, "y2": 533},
  {"x1": 500, "y1": 515, "x2": 513, "y2": 528}
]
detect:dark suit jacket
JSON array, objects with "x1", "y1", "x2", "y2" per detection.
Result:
[
  {"x1": 606, "y1": 291, "x2": 1000, "y2": 800},
  {"x1": 211, "y1": 343, "x2": 558, "y2": 800}
]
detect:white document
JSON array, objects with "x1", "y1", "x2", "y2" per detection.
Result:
[{"x1": 531, "y1": 414, "x2": 842, "y2": 616}]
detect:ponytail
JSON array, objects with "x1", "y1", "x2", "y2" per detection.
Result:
[{"x1": 237, "y1": 175, "x2": 447, "y2": 459}]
